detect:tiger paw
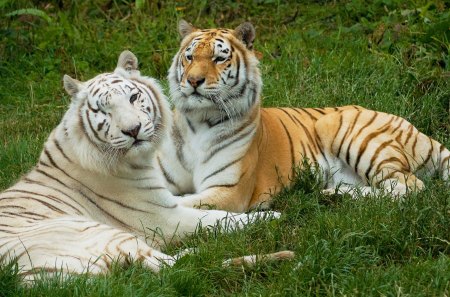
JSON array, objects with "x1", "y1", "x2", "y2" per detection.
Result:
[
  {"x1": 230, "y1": 211, "x2": 281, "y2": 228},
  {"x1": 321, "y1": 188, "x2": 337, "y2": 195},
  {"x1": 255, "y1": 210, "x2": 281, "y2": 220}
]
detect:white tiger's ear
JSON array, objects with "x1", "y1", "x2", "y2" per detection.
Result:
[
  {"x1": 233, "y1": 22, "x2": 255, "y2": 50},
  {"x1": 63, "y1": 75, "x2": 81, "y2": 98},
  {"x1": 117, "y1": 50, "x2": 138, "y2": 72},
  {"x1": 178, "y1": 19, "x2": 196, "y2": 39}
]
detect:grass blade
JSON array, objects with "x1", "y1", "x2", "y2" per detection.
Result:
[{"x1": 5, "y1": 8, "x2": 52, "y2": 23}]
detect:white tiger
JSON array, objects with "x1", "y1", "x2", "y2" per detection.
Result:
[{"x1": 0, "y1": 51, "x2": 286, "y2": 281}]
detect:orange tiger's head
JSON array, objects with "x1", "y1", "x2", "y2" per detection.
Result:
[{"x1": 168, "y1": 20, "x2": 262, "y2": 120}]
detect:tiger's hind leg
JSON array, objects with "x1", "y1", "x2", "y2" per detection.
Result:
[
  {"x1": 316, "y1": 109, "x2": 450, "y2": 198},
  {"x1": 320, "y1": 154, "x2": 386, "y2": 197},
  {"x1": 1, "y1": 216, "x2": 178, "y2": 281}
]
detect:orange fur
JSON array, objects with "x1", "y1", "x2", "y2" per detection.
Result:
[{"x1": 163, "y1": 21, "x2": 450, "y2": 212}]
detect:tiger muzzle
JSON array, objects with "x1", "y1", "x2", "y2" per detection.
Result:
[{"x1": 187, "y1": 76, "x2": 205, "y2": 88}]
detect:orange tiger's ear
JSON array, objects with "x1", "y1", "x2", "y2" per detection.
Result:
[
  {"x1": 178, "y1": 19, "x2": 196, "y2": 39},
  {"x1": 233, "y1": 22, "x2": 255, "y2": 50}
]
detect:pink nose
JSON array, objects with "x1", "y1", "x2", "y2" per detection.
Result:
[
  {"x1": 122, "y1": 123, "x2": 141, "y2": 138},
  {"x1": 187, "y1": 76, "x2": 205, "y2": 88}
]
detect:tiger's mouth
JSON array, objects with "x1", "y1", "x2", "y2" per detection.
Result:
[
  {"x1": 183, "y1": 87, "x2": 204, "y2": 97},
  {"x1": 133, "y1": 139, "x2": 145, "y2": 146},
  {"x1": 183, "y1": 87, "x2": 222, "y2": 102},
  {"x1": 185, "y1": 92, "x2": 205, "y2": 102}
]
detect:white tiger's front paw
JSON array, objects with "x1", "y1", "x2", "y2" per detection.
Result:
[
  {"x1": 200, "y1": 210, "x2": 281, "y2": 233},
  {"x1": 230, "y1": 211, "x2": 281, "y2": 228},
  {"x1": 258, "y1": 211, "x2": 281, "y2": 220}
]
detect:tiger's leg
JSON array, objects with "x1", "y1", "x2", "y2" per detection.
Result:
[
  {"x1": 321, "y1": 149, "x2": 422, "y2": 197},
  {"x1": 373, "y1": 135, "x2": 450, "y2": 194},
  {"x1": 1, "y1": 217, "x2": 178, "y2": 281},
  {"x1": 170, "y1": 205, "x2": 281, "y2": 236},
  {"x1": 316, "y1": 109, "x2": 450, "y2": 198},
  {"x1": 320, "y1": 155, "x2": 384, "y2": 197},
  {"x1": 362, "y1": 125, "x2": 450, "y2": 196}
]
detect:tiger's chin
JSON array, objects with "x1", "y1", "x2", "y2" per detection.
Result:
[
  {"x1": 174, "y1": 93, "x2": 217, "y2": 113},
  {"x1": 127, "y1": 140, "x2": 154, "y2": 154},
  {"x1": 114, "y1": 141, "x2": 156, "y2": 172},
  {"x1": 132, "y1": 139, "x2": 147, "y2": 147}
]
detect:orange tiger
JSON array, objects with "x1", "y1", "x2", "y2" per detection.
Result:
[{"x1": 156, "y1": 20, "x2": 450, "y2": 212}]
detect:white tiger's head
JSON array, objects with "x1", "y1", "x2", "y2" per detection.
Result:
[
  {"x1": 168, "y1": 20, "x2": 262, "y2": 122},
  {"x1": 61, "y1": 51, "x2": 171, "y2": 173}
]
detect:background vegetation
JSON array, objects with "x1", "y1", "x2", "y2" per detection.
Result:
[{"x1": 0, "y1": 0, "x2": 449, "y2": 296}]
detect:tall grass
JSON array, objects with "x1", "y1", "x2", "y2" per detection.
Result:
[{"x1": 1, "y1": 0, "x2": 449, "y2": 296}]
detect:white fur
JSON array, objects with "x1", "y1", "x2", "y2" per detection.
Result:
[{"x1": 0, "y1": 51, "x2": 279, "y2": 280}]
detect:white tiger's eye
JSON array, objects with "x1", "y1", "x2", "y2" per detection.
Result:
[{"x1": 130, "y1": 93, "x2": 139, "y2": 104}]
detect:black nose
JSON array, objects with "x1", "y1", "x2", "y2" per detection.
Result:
[
  {"x1": 187, "y1": 76, "x2": 205, "y2": 88},
  {"x1": 122, "y1": 123, "x2": 141, "y2": 139}
]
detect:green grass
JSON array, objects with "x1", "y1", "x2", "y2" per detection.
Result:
[{"x1": 1, "y1": 0, "x2": 449, "y2": 296}]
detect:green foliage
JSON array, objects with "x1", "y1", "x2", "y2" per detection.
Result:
[
  {"x1": 0, "y1": 0, "x2": 449, "y2": 295},
  {"x1": 0, "y1": 260, "x2": 21, "y2": 297}
]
